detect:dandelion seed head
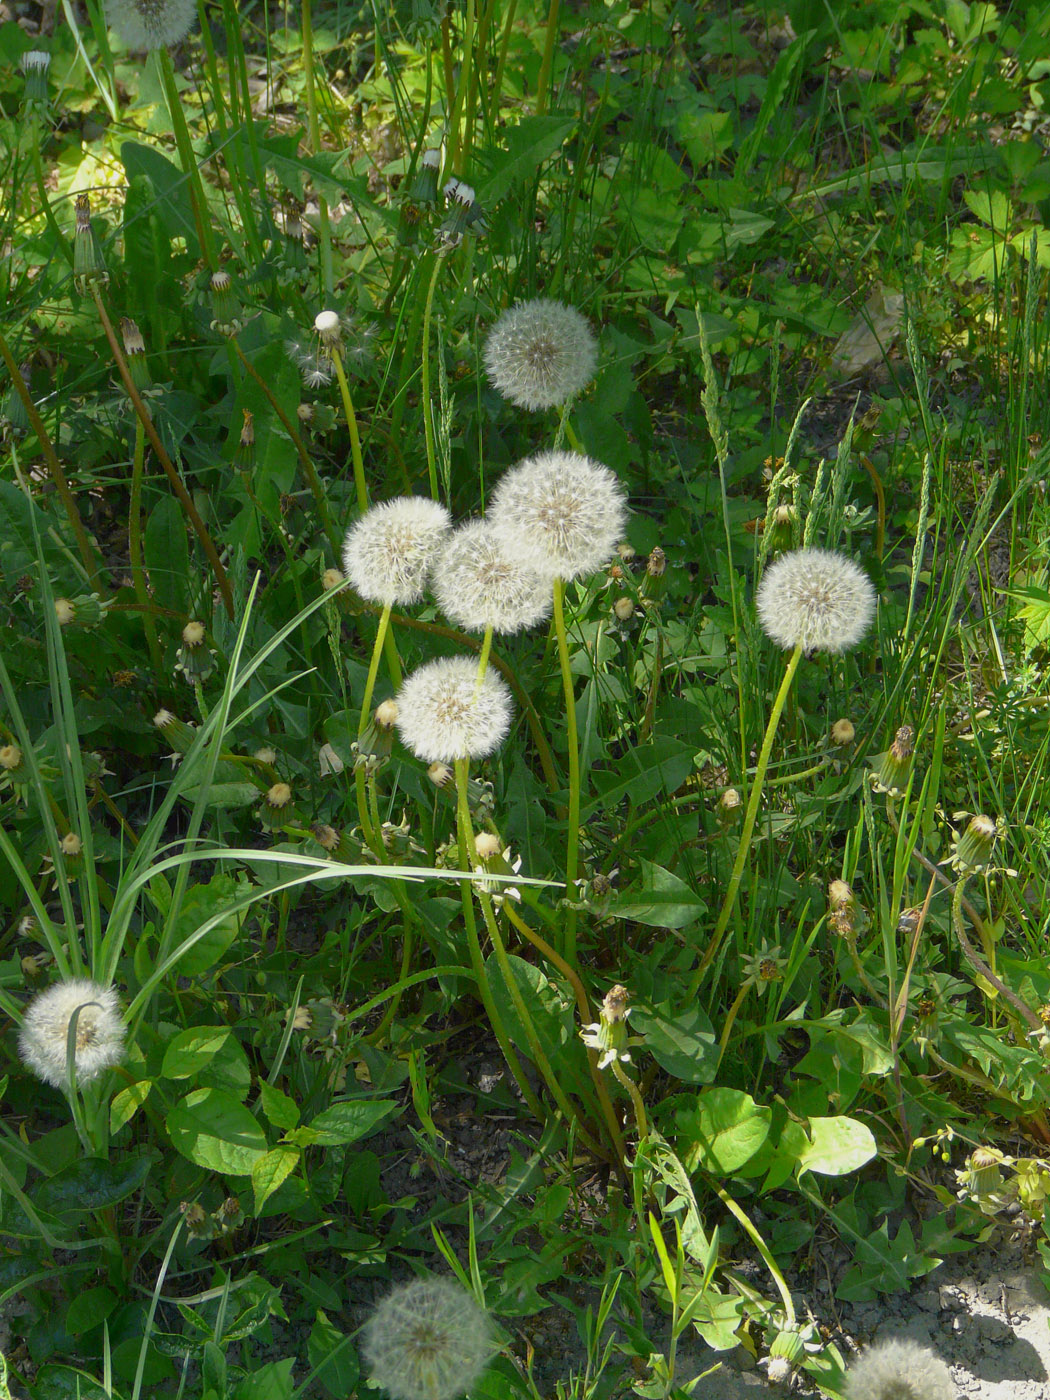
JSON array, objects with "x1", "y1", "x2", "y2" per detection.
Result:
[
  {"x1": 396, "y1": 657, "x2": 512, "y2": 764},
  {"x1": 363, "y1": 1277, "x2": 494, "y2": 1400},
  {"x1": 105, "y1": 0, "x2": 196, "y2": 51},
  {"x1": 755, "y1": 547, "x2": 876, "y2": 655},
  {"x1": 18, "y1": 979, "x2": 125, "y2": 1090},
  {"x1": 484, "y1": 298, "x2": 597, "y2": 411},
  {"x1": 432, "y1": 521, "x2": 551, "y2": 634},
  {"x1": 488, "y1": 450, "x2": 627, "y2": 582},
  {"x1": 844, "y1": 1338, "x2": 954, "y2": 1400},
  {"x1": 342, "y1": 498, "x2": 452, "y2": 607}
]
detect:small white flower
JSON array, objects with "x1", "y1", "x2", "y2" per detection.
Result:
[
  {"x1": 484, "y1": 299, "x2": 598, "y2": 411},
  {"x1": 844, "y1": 1337, "x2": 954, "y2": 1400},
  {"x1": 396, "y1": 657, "x2": 513, "y2": 764},
  {"x1": 342, "y1": 498, "x2": 452, "y2": 607},
  {"x1": 104, "y1": 0, "x2": 196, "y2": 51},
  {"x1": 431, "y1": 521, "x2": 551, "y2": 634},
  {"x1": 18, "y1": 979, "x2": 125, "y2": 1090},
  {"x1": 755, "y1": 547, "x2": 876, "y2": 655},
  {"x1": 363, "y1": 1277, "x2": 494, "y2": 1400},
  {"x1": 487, "y1": 450, "x2": 627, "y2": 582}
]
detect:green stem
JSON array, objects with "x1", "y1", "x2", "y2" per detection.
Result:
[
  {"x1": 448, "y1": 0, "x2": 475, "y2": 175},
  {"x1": 534, "y1": 0, "x2": 561, "y2": 115},
  {"x1": 421, "y1": 254, "x2": 445, "y2": 501},
  {"x1": 475, "y1": 624, "x2": 494, "y2": 687},
  {"x1": 129, "y1": 418, "x2": 162, "y2": 671},
  {"x1": 29, "y1": 128, "x2": 74, "y2": 268},
  {"x1": 359, "y1": 604, "x2": 392, "y2": 736},
  {"x1": 301, "y1": 0, "x2": 334, "y2": 297},
  {"x1": 552, "y1": 577, "x2": 580, "y2": 961},
  {"x1": 687, "y1": 644, "x2": 804, "y2": 998},
  {"x1": 157, "y1": 47, "x2": 217, "y2": 271},
  {"x1": 332, "y1": 346, "x2": 368, "y2": 513},
  {"x1": 610, "y1": 1058, "x2": 648, "y2": 1141},
  {"x1": 712, "y1": 1180, "x2": 795, "y2": 1326},
  {"x1": 492, "y1": 0, "x2": 520, "y2": 109}
]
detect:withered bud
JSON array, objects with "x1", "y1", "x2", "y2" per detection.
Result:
[
  {"x1": 182, "y1": 620, "x2": 206, "y2": 647},
  {"x1": 427, "y1": 761, "x2": 454, "y2": 789},
  {"x1": 601, "y1": 984, "x2": 631, "y2": 1022},
  {"x1": 474, "y1": 833, "x2": 502, "y2": 861},
  {"x1": 830, "y1": 718, "x2": 855, "y2": 746},
  {"x1": 613, "y1": 597, "x2": 635, "y2": 621},
  {"x1": 375, "y1": 699, "x2": 399, "y2": 730},
  {"x1": 60, "y1": 832, "x2": 82, "y2": 858},
  {"x1": 321, "y1": 568, "x2": 344, "y2": 591}
]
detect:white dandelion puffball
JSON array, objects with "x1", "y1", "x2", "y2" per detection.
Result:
[
  {"x1": 396, "y1": 657, "x2": 513, "y2": 764},
  {"x1": 363, "y1": 1277, "x2": 495, "y2": 1400},
  {"x1": 755, "y1": 547, "x2": 876, "y2": 655},
  {"x1": 343, "y1": 498, "x2": 452, "y2": 607},
  {"x1": 104, "y1": 0, "x2": 196, "y2": 50},
  {"x1": 432, "y1": 521, "x2": 551, "y2": 634},
  {"x1": 487, "y1": 450, "x2": 627, "y2": 582},
  {"x1": 844, "y1": 1337, "x2": 954, "y2": 1400},
  {"x1": 484, "y1": 298, "x2": 598, "y2": 411},
  {"x1": 18, "y1": 979, "x2": 125, "y2": 1090}
]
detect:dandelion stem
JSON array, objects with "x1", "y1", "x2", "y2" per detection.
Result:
[
  {"x1": 687, "y1": 643, "x2": 804, "y2": 998},
  {"x1": 129, "y1": 418, "x2": 162, "y2": 672},
  {"x1": 359, "y1": 604, "x2": 392, "y2": 736},
  {"x1": 552, "y1": 577, "x2": 581, "y2": 962},
  {"x1": 475, "y1": 624, "x2": 494, "y2": 688},
  {"x1": 332, "y1": 346, "x2": 369, "y2": 513},
  {"x1": 534, "y1": 0, "x2": 561, "y2": 115},
  {"x1": 421, "y1": 254, "x2": 445, "y2": 501}
]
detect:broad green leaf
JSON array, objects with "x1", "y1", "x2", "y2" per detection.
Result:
[
  {"x1": 143, "y1": 493, "x2": 190, "y2": 615},
  {"x1": 259, "y1": 1081, "x2": 300, "y2": 1131},
  {"x1": 110, "y1": 1080, "x2": 152, "y2": 1134},
  {"x1": 121, "y1": 140, "x2": 199, "y2": 252},
  {"x1": 252, "y1": 1146, "x2": 300, "y2": 1216},
  {"x1": 65, "y1": 1285, "x2": 118, "y2": 1336},
  {"x1": 162, "y1": 1026, "x2": 231, "y2": 1079},
  {"x1": 476, "y1": 115, "x2": 575, "y2": 203},
  {"x1": 631, "y1": 1002, "x2": 718, "y2": 1084},
  {"x1": 797, "y1": 1116, "x2": 877, "y2": 1176},
  {"x1": 28, "y1": 1366, "x2": 125, "y2": 1400},
  {"x1": 677, "y1": 1088, "x2": 770, "y2": 1174},
  {"x1": 608, "y1": 860, "x2": 706, "y2": 930},
  {"x1": 301, "y1": 1099, "x2": 398, "y2": 1147},
  {"x1": 231, "y1": 1358, "x2": 294, "y2": 1400},
  {"x1": 167, "y1": 874, "x2": 248, "y2": 977},
  {"x1": 33, "y1": 1154, "x2": 151, "y2": 1214},
  {"x1": 308, "y1": 1309, "x2": 359, "y2": 1398},
  {"x1": 167, "y1": 1089, "x2": 267, "y2": 1175}
]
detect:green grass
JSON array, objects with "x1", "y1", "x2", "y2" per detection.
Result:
[{"x1": 3, "y1": 1, "x2": 1050, "y2": 1396}]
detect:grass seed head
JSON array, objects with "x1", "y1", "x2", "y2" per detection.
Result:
[
  {"x1": 105, "y1": 0, "x2": 196, "y2": 50},
  {"x1": 363, "y1": 1277, "x2": 494, "y2": 1400},
  {"x1": 843, "y1": 1337, "x2": 954, "y2": 1400},
  {"x1": 18, "y1": 979, "x2": 125, "y2": 1090},
  {"x1": 431, "y1": 521, "x2": 551, "y2": 634},
  {"x1": 342, "y1": 498, "x2": 452, "y2": 607},
  {"x1": 488, "y1": 450, "x2": 627, "y2": 582},
  {"x1": 484, "y1": 298, "x2": 597, "y2": 411},
  {"x1": 756, "y1": 547, "x2": 876, "y2": 655},
  {"x1": 396, "y1": 657, "x2": 513, "y2": 764}
]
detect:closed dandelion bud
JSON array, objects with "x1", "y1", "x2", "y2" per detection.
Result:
[
  {"x1": 437, "y1": 179, "x2": 482, "y2": 247},
  {"x1": 869, "y1": 724, "x2": 915, "y2": 798},
  {"x1": 235, "y1": 409, "x2": 255, "y2": 469},
  {"x1": 897, "y1": 906, "x2": 922, "y2": 936},
  {"x1": 716, "y1": 787, "x2": 742, "y2": 826},
  {"x1": 381, "y1": 813, "x2": 413, "y2": 856},
  {"x1": 153, "y1": 709, "x2": 197, "y2": 754},
  {"x1": 354, "y1": 701, "x2": 399, "y2": 771},
  {"x1": 174, "y1": 619, "x2": 218, "y2": 684},
  {"x1": 484, "y1": 299, "x2": 598, "y2": 412},
  {"x1": 830, "y1": 718, "x2": 855, "y2": 747},
  {"x1": 21, "y1": 953, "x2": 50, "y2": 987},
  {"x1": 580, "y1": 983, "x2": 636, "y2": 1069},
  {"x1": 214, "y1": 1196, "x2": 243, "y2": 1233},
  {"x1": 965, "y1": 1145, "x2": 1007, "y2": 1196},
  {"x1": 60, "y1": 832, "x2": 83, "y2": 862},
  {"x1": 54, "y1": 597, "x2": 76, "y2": 626},
  {"x1": 363, "y1": 1277, "x2": 494, "y2": 1400},
  {"x1": 0, "y1": 744, "x2": 24, "y2": 778},
  {"x1": 18, "y1": 979, "x2": 125, "y2": 1090},
  {"x1": 73, "y1": 193, "x2": 108, "y2": 291},
  {"x1": 312, "y1": 822, "x2": 358, "y2": 862},
  {"x1": 322, "y1": 567, "x2": 344, "y2": 591},
  {"x1": 407, "y1": 147, "x2": 442, "y2": 206},
  {"x1": 950, "y1": 813, "x2": 998, "y2": 875},
  {"x1": 639, "y1": 546, "x2": 667, "y2": 603},
  {"x1": 843, "y1": 1338, "x2": 953, "y2": 1400},
  {"x1": 827, "y1": 879, "x2": 859, "y2": 939},
  {"x1": 208, "y1": 269, "x2": 242, "y2": 336},
  {"x1": 105, "y1": 0, "x2": 196, "y2": 51},
  {"x1": 313, "y1": 823, "x2": 340, "y2": 852},
  {"x1": 118, "y1": 318, "x2": 151, "y2": 393},
  {"x1": 613, "y1": 596, "x2": 634, "y2": 622},
  {"x1": 21, "y1": 49, "x2": 51, "y2": 112},
  {"x1": 180, "y1": 1200, "x2": 212, "y2": 1240},
  {"x1": 259, "y1": 781, "x2": 294, "y2": 830}
]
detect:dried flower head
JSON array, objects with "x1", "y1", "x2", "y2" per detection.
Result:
[
  {"x1": 322, "y1": 568, "x2": 344, "y2": 591},
  {"x1": 104, "y1": 0, "x2": 196, "y2": 50},
  {"x1": 363, "y1": 1277, "x2": 494, "y2": 1400},
  {"x1": 831, "y1": 718, "x2": 855, "y2": 746},
  {"x1": 488, "y1": 450, "x2": 627, "y2": 582},
  {"x1": 484, "y1": 298, "x2": 598, "y2": 411},
  {"x1": 949, "y1": 813, "x2": 999, "y2": 875},
  {"x1": 343, "y1": 498, "x2": 452, "y2": 607},
  {"x1": 18, "y1": 979, "x2": 125, "y2": 1090},
  {"x1": 756, "y1": 548, "x2": 876, "y2": 655},
  {"x1": 431, "y1": 521, "x2": 551, "y2": 634},
  {"x1": 869, "y1": 724, "x2": 916, "y2": 798},
  {"x1": 843, "y1": 1337, "x2": 954, "y2": 1400},
  {"x1": 396, "y1": 657, "x2": 513, "y2": 764}
]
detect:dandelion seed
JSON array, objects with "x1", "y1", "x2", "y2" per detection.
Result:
[
  {"x1": 755, "y1": 547, "x2": 876, "y2": 655},
  {"x1": 342, "y1": 498, "x2": 452, "y2": 607},
  {"x1": 18, "y1": 979, "x2": 125, "y2": 1090},
  {"x1": 487, "y1": 450, "x2": 627, "y2": 582},
  {"x1": 396, "y1": 657, "x2": 512, "y2": 764},
  {"x1": 843, "y1": 1337, "x2": 954, "y2": 1400},
  {"x1": 431, "y1": 521, "x2": 551, "y2": 634},
  {"x1": 104, "y1": 0, "x2": 196, "y2": 51},
  {"x1": 363, "y1": 1277, "x2": 495, "y2": 1400},
  {"x1": 484, "y1": 298, "x2": 598, "y2": 411}
]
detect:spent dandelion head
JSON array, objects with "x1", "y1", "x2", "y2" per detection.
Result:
[
  {"x1": 342, "y1": 498, "x2": 452, "y2": 607},
  {"x1": 484, "y1": 298, "x2": 598, "y2": 411},
  {"x1": 843, "y1": 1337, "x2": 954, "y2": 1400},
  {"x1": 18, "y1": 979, "x2": 125, "y2": 1090},
  {"x1": 105, "y1": 0, "x2": 196, "y2": 51},
  {"x1": 431, "y1": 521, "x2": 552, "y2": 634},
  {"x1": 396, "y1": 657, "x2": 513, "y2": 764},
  {"x1": 363, "y1": 1277, "x2": 495, "y2": 1400},
  {"x1": 487, "y1": 450, "x2": 628, "y2": 582},
  {"x1": 755, "y1": 547, "x2": 876, "y2": 655}
]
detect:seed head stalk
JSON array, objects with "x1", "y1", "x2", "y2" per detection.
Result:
[
  {"x1": 687, "y1": 643, "x2": 804, "y2": 997},
  {"x1": 331, "y1": 345, "x2": 369, "y2": 513},
  {"x1": 421, "y1": 254, "x2": 445, "y2": 501},
  {"x1": 129, "y1": 417, "x2": 163, "y2": 671},
  {"x1": 552, "y1": 577, "x2": 581, "y2": 962}
]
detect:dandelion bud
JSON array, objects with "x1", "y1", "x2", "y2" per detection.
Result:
[
  {"x1": 827, "y1": 879, "x2": 860, "y2": 939},
  {"x1": 639, "y1": 546, "x2": 667, "y2": 603},
  {"x1": 180, "y1": 1200, "x2": 212, "y2": 1239},
  {"x1": 950, "y1": 813, "x2": 999, "y2": 875},
  {"x1": 484, "y1": 299, "x2": 597, "y2": 412},
  {"x1": 21, "y1": 49, "x2": 51, "y2": 112},
  {"x1": 0, "y1": 744, "x2": 23, "y2": 774},
  {"x1": 613, "y1": 596, "x2": 634, "y2": 622},
  {"x1": 60, "y1": 832, "x2": 83, "y2": 860},
  {"x1": 18, "y1": 979, "x2": 125, "y2": 1090},
  {"x1": 118, "y1": 317, "x2": 152, "y2": 392},
  {"x1": 580, "y1": 984, "x2": 636, "y2": 1070},
  {"x1": 214, "y1": 1196, "x2": 243, "y2": 1233},
  {"x1": 153, "y1": 709, "x2": 197, "y2": 754},
  {"x1": 174, "y1": 620, "x2": 217, "y2": 684},
  {"x1": 843, "y1": 1338, "x2": 953, "y2": 1400},
  {"x1": 474, "y1": 832, "x2": 502, "y2": 861},
  {"x1": 437, "y1": 179, "x2": 483, "y2": 247},
  {"x1": 73, "y1": 193, "x2": 108, "y2": 291},
  {"x1": 830, "y1": 718, "x2": 855, "y2": 747},
  {"x1": 322, "y1": 567, "x2": 344, "y2": 591},
  {"x1": 407, "y1": 147, "x2": 442, "y2": 206},
  {"x1": 343, "y1": 497, "x2": 452, "y2": 607},
  {"x1": 54, "y1": 597, "x2": 76, "y2": 626},
  {"x1": 234, "y1": 409, "x2": 255, "y2": 470},
  {"x1": 757, "y1": 547, "x2": 875, "y2": 655},
  {"x1": 427, "y1": 762, "x2": 453, "y2": 789},
  {"x1": 354, "y1": 702, "x2": 399, "y2": 771},
  {"x1": 105, "y1": 0, "x2": 196, "y2": 51},
  {"x1": 208, "y1": 269, "x2": 242, "y2": 337},
  {"x1": 716, "y1": 787, "x2": 742, "y2": 827},
  {"x1": 259, "y1": 781, "x2": 294, "y2": 830},
  {"x1": 869, "y1": 724, "x2": 915, "y2": 798},
  {"x1": 364, "y1": 1278, "x2": 494, "y2": 1400}
]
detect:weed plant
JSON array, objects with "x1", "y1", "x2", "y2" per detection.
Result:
[{"x1": 3, "y1": 2, "x2": 1050, "y2": 1398}]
